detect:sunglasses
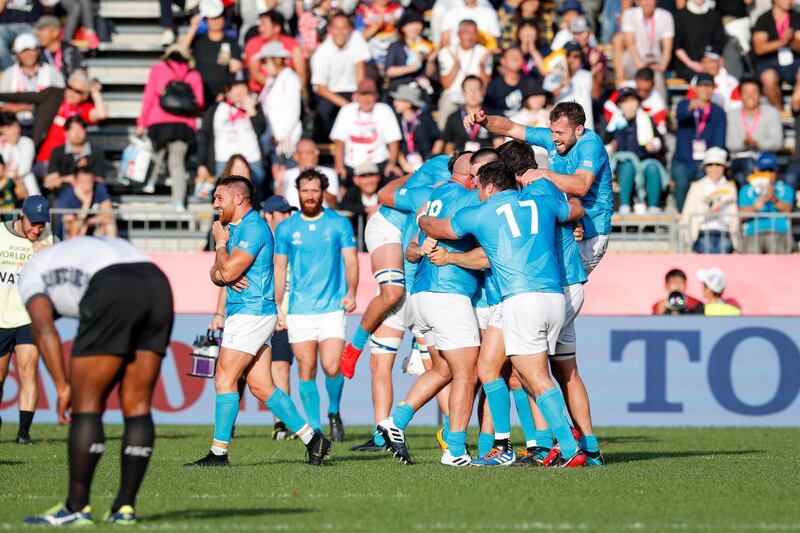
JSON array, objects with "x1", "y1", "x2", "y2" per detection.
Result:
[{"x1": 67, "y1": 85, "x2": 89, "y2": 96}]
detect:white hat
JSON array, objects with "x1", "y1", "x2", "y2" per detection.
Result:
[
  {"x1": 254, "y1": 41, "x2": 290, "y2": 60},
  {"x1": 200, "y1": 0, "x2": 224, "y2": 18},
  {"x1": 12, "y1": 33, "x2": 38, "y2": 54},
  {"x1": 702, "y1": 147, "x2": 729, "y2": 168},
  {"x1": 697, "y1": 267, "x2": 727, "y2": 294}
]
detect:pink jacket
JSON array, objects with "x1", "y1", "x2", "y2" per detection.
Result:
[{"x1": 137, "y1": 60, "x2": 205, "y2": 129}]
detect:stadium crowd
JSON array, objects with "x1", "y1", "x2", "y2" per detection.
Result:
[{"x1": 0, "y1": 0, "x2": 799, "y2": 254}]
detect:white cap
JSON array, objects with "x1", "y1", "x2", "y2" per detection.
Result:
[
  {"x1": 255, "y1": 41, "x2": 290, "y2": 59},
  {"x1": 13, "y1": 33, "x2": 38, "y2": 54},
  {"x1": 697, "y1": 267, "x2": 727, "y2": 294},
  {"x1": 702, "y1": 147, "x2": 729, "y2": 168},
  {"x1": 200, "y1": 0, "x2": 224, "y2": 18}
]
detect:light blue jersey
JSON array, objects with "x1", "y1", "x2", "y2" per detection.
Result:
[
  {"x1": 274, "y1": 209, "x2": 356, "y2": 314},
  {"x1": 451, "y1": 185, "x2": 570, "y2": 298},
  {"x1": 397, "y1": 186, "x2": 436, "y2": 289},
  {"x1": 524, "y1": 127, "x2": 613, "y2": 238},
  {"x1": 473, "y1": 270, "x2": 501, "y2": 308},
  {"x1": 225, "y1": 209, "x2": 277, "y2": 316},
  {"x1": 378, "y1": 155, "x2": 451, "y2": 228},
  {"x1": 412, "y1": 181, "x2": 480, "y2": 298},
  {"x1": 521, "y1": 180, "x2": 587, "y2": 287}
]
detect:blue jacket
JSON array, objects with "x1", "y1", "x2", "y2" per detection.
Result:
[{"x1": 674, "y1": 100, "x2": 726, "y2": 164}]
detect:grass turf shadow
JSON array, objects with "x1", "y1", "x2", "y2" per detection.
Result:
[
  {"x1": 609, "y1": 449, "x2": 762, "y2": 464},
  {"x1": 145, "y1": 507, "x2": 312, "y2": 522}
]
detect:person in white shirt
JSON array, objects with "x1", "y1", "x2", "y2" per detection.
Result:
[
  {"x1": 429, "y1": 0, "x2": 493, "y2": 46},
  {"x1": 615, "y1": 0, "x2": 674, "y2": 99},
  {"x1": 282, "y1": 138, "x2": 340, "y2": 208},
  {"x1": 435, "y1": 19, "x2": 492, "y2": 130},
  {"x1": 0, "y1": 112, "x2": 38, "y2": 196},
  {"x1": 543, "y1": 41, "x2": 594, "y2": 130},
  {"x1": 255, "y1": 41, "x2": 302, "y2": 165},
  {"x1": 686, "y1": 46, "x2": 741, "y2": 112},
  {"x1": 310, "y1": 12, "x2": 371, "y2": 141},
  {"x1": 439, "y1": 0, "x2": 500, "y2": 48},
  {"x1": 331, "y1": 78, "x2": 402, "y2": 184}
]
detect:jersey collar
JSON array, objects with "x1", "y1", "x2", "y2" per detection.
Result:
[
  {"x1": 229, "y1": 209, "x2": 256, "y2": 227},
  {"x1": 300, "y1": 209, "x2": 325, "y2": 221}
]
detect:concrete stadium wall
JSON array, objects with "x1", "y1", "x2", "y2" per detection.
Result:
[
  {"x1": 2, "y1": 316, "x2": 798, "y2": 427},
  {"x1": 154, "y1": 253, "x2": 800, "y2": 316}
]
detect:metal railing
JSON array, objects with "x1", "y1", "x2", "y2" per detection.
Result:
[{"x1": 678, "y1": 212, "x2": 800, "y2": 254}]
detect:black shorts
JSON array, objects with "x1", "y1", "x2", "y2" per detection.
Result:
[
  {"x1": 72, "y1": 262, "x2": 175, "y2": 358},
  {"x1": 270, "y1": 328, "x2": 294, "y2": 365},
  {"x1": 0, "y1": 324, "x2": 34, "y2": 356}
]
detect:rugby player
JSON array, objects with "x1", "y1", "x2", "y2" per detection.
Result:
[
  {"x1": 0, "y1": 196, "x2": 53, "y2": 445},
  {"x1": 378, "y1": 152, "x2": 482, "y2": 467},
  {"x1": 419, "y1": 161, "x2": 588, "y2": 467},
  {"x1": 464, "y1": 102, "x2": 613, "y2": 274},
  {"x1": 20, "y1": 237, "x2": 174, "y2": 525},
  {"x1": 339, "y1": 155, "x2": 451, "y2": 379},
  {"x1": 186, "y1": 176, "x2": 331, "y2": 467},
  {"x1": 274, "y1": 170, "x2": 358, "y2": 442}
]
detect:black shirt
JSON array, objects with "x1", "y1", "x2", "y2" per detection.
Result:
[
  {"x1": 192, "y1": 35, "x2": 243, "y2": 107},
  {"x1": 674, "y1": 9, "x2": 726, "y2": 68},
  {"x1": 715, "y1": 0, "x2": 748, "y2": 18},
  {"x1": 484, "y1": 75, "x2": 537, "y2": 117},
  {"x1": 398, "y1": 110, "x2": 440, "y2": 160},
  {"x1": 47, "y1": 144, "x2": 106, "y2": 179},
  {"x1": 753, "y1": 9, "x2": 800, "y2": 62},
  {"x1": 442, "y1": 108, "x2": 495, "y2": 151},
  {"x1": 385, "y1": 41, "x2": 424, "y2": 92},
  {"x1": 0, "y1": 0, "x2": 41, "y2": 24}
]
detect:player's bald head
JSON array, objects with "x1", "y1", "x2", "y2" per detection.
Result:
[{"x1": 452, "y1": 152, "x2": 473, "y2": 178}]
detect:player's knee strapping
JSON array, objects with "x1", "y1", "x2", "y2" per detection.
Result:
[
  {"x1": 374, "y1": 269, "x2": 405, "y2": 287},
  {"x1": 418, "y1": 343, "x2": 430, "y2": 359},
  {"x1": 550, "y1": 343, "x2": 577, "y2": 361},
  {"x1": 370, "y1": 336, "x2": 402, "y2": 355}
]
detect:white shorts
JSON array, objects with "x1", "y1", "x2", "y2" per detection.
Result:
[
  {"x1": 364, "y1": 210, "x2": 402, "y2": 253},
  {"x1": 221, "y1": 314, "x2": 277, "y2": 356},
  {"x1": 501, "y1": 292, "x2": 566, "y2": 356},
  {"x1": 579, "y1": 234, "x2": 610, "y2": 275},
  {"x1": 553, "y1": 283, "x2": 585, "y2": 360},
  {"x1": 412, "y1": 292, "x2": 480, "y2": 350},
  {"x1": 286, "y1": 310, "x2": 346, "y2": 343},
  {"x1": 381, "y1": 291, "x2": 422, "y2": 337},
  {"x1": 475, "y1": 304, "x2": 502, "y2": 330}
]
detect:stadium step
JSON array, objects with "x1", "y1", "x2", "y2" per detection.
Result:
[
  {"x1": 99, "y1": 0, "x2": 164, "y2": 19},
  {"x1": 88, "y1": 58, "x2": 155, "y2": 85}
]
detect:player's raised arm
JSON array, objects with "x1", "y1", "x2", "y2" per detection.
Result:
[
  {"x1": 464, "y1": 109, "x2": 527, "y2": 142},
  {"x1": 418, "y1": 215, "x2": 459, "y2": 241},
  {"x1": 376, "y1": 175, "x2": 409, "y2": 208}
]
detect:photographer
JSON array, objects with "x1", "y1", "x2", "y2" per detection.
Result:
[{"x1": 652, "y1": 268, "x2": 704, "y2": 315}]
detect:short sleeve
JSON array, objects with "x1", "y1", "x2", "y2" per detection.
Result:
[
  {"x1": 349, "y1": 32, "x2": 372, "y2": 63},
  {"x1": 395, "y1": 185, "x2": 432, "y2": 212},
  {"x1": 553, "y1": 193, "x2": 571, "y2": 223},
  {"x1": 450, "y1": 205, "x2": 479, "y2": 238},
  {"x1": 738, "y1": 185, "x2": 753, "y2": 207},
  {"x1": 524, "y1": 126, "x2": 551, "y2": 148},
  {"x1": 574, "y1": 138, "x2": 605, "y2": 175},
  {"x1": 338, "y1": 216, "x2": 357, "y2": 249},
  {"x1": 753, "y1": 12, "x2": 771, "y2": 34},
  {"x1": 80, "y1": 103, "x2": 95, "y2": 125},
  {"x1": 438, "y1": 47, "x2": 455, "y2": 76},
  {"x1": 93, "y1": 183, "x2": 111, "y2": 204},
  {"x1": 236, "y1": 221, "x2": 268, "y2": 257},
  {"x1": 659, "y1": 9, "x2": 674, "y2": 39},
  {"x1": 274, "y1": 220, "x2": 290, "y2": 256},
  {"x1": 778, "y1": 183, "x2": 795, "y2": 204},
  {"x1": 620, "y1": 8, "x2": 635, "y2": 33},
  {"x1": 379, "y1": 104, "x2": 402, "y2": 143},
  {"x1": 310, "y1": 47, "x2": 328, "y2": 86},
  {"x1": 329, "y1": 105, "x2": 351, "y2": 141}
]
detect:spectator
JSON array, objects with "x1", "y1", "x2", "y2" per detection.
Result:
[
  {"x1": 391, "y1": 83, "x2": 442, "y2": 172},
  {"x1": 59, "y1": 0, "x2": 99, "y2": 49},
  {"x1": 440, "y1": 0, "x2": 501, "y2": 49},
  {"x1": 685, "y1": 46, "x2": 740, "y2": 112},
  {"x1": 0, "y1": 0, "x2": 41, "y2": 70},
  {"x1": 435, "y1": 19, "x2": 492, "y2": 130},
  {"x1": 0, "y1": 113, "x2": 38, "y2": 197},
  {"x1": 330, "y1": 78, "x2": 402, "y2": 183},
  {"x1": 310, "y1": 12, "x2": 370, "y2": 141},
  {"x1": 56, "y1": 165, "x2": 116, "y2": 239},
  {"x1": 652, "y1": 268, "x2": 704, "y2": 315},
  {"x1": 0, "y1": 154, "x2": 27, "y2": 213},
  {"x1": 550, "y1": 0, "x2": 585, "y2": 51},
  {"x1": 137, "y1": 44, "x2": 204, "y2": 210},
  {"x1": 554, "y1": 0, "x2": 602, "y2": 35},
  {"x1": 296, "y1": 0, "x2": 336, "y2": 59},
  {"x1": 616, "y1": 0, "x2": 674, "y2": 99},
  {"x1": 340, "y1": 162, "x2": 381, "y2": 229},
  {"x1": 681, "y1": 147, "x2": 739, "y2": 254},
  {"x1": 697, "y1": 267, "x2": 741, "y2": 316},
  {"x1": 515, "y1": 18, "x2": 547, "y2": 79},
  {"x1": 241, "y1": 0, "x2": 296, "y2": 40},
  {"x1": 255, "y1": 42, "x2": 302, "y2": 167},
  {"x1": 159, "y1": 0, "x2": 198, "y2": 46},
  {"x1": 44, "y1": 116, "x2": 105, "y2": 195},
  {"x1": 355, "y1": 0, "x2": 403, "y2": 67},
  {"x1": 282, "y1": 138, "x2": 339, "y2": 208},
  {"x1": 672, "y1": 73, "x2": 727, "y2": 212},
  {"x1": 569, "y1": 16, "x2": 607, "y2": 99},
  {"x1": 443, "y1": 75, "x2": 496, "y2": 153},
  {"x1": 752, "y1": 0, "x2": 800, "y2": 108},
  {"x1": 717, "y1": 0, "x2": 755, "y2": 55},
  {"x1": 484, "y1": 46, "x2": 535, "y2": 117},
  {"x1": 508, "y1": 81, "x2": 550, "y2": 168},
  {"x1": 787, "y1": 68, "x2": 800, "y2": 191},
  {"x1": 245, "y1": 10, "x2": 305, "y2": 92},
  {"x1": 35, "y1": 70, "x2": 107, "y2": 177},
  {"x1": 197, "y1": 70, "x2": 267, "y2": 204},
  {"x1": 385, "y1": 10, "x2": 436, "y2": 93},
  {"x1": 0, "y1": 33, "x2": 64, "y2": 129},
  {"x1": 738, "y1": 152, "x2": 796, "y2": 254},
  {"x1": 672, "y1": 0, "x2": 726, "y2": 81},
  {"x1": 35, "y1": 15, "x2": 85, "y2": 82},
  {"x1": 604, "y1": 67, "x2": 668, "y2": 135},
  {"x1": 726, "y1": 77, "x2": 783, "y2": 186},
  {"x1": 605, "y1": 86, "x2": 667, "y2": 215},
  {"x1": 180, "y1": 1, "x2": 244, "y2": 107},
  {"x1": 543, "y1": 41, "x2": 595, "y2": 129}
]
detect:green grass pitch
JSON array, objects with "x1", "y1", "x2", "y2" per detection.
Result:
[{"x1": 1, "y1": 424, "x2": 798, "y2": 531}]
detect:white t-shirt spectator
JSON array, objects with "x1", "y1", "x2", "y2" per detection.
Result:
[
  {"x1": 437, "y1": 44, "x2": 492, "y2": 103},
  {"x1": 429, "y1": 0, "x2": 493, "y2": 45},
  {"x1": 259, "y1": 67, "x2": 303, "y2": 153},
  {"x1": 330, "y1": 102, "x2": 402, "y2": 168},
  {"x1": 441, "y1": 4, "x2": 501, "y2": 40},
  {"x1": 0, "y1": 134, "x2": 38, "y2": 195},
  {"x1": 621, "y1": 6, "x2": 675, "y2": 64},
  {"x1": 0, "y1": 63, "x2": 64, "y2": 92},
  {"x1": 310, "y1": 32, "x2": 371, "y2": 94},
  {"x1": 283, "y1": 165, "x2": 340, "y2": 209},
  {"x1": 212, "y1": 101, "x2": 262, "y2": 163},
  {"x1": 545, "y1": 69, "x2": 595, "y2": 130}
]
